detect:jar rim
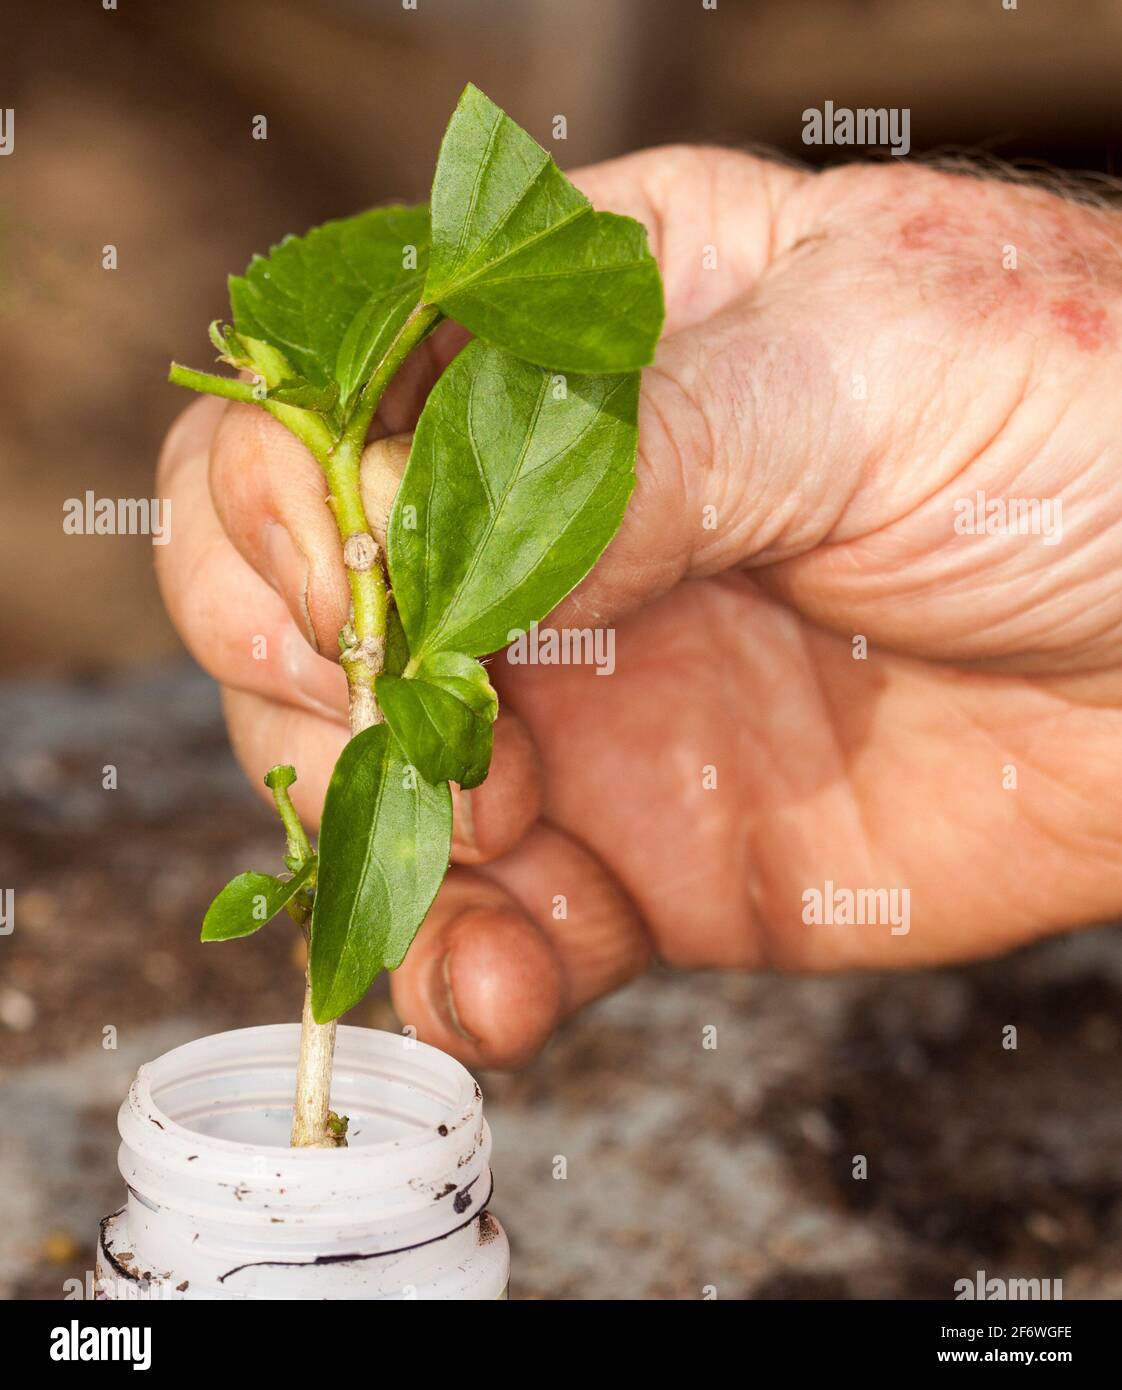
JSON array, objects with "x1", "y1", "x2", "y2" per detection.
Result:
[{"x1": 124, "y1": 1023, "x2": 480, "y2": 1164}]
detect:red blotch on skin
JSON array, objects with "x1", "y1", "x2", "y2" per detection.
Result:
[
  {"x1": 899, "y1": 209, "x2": 954, "y2": 251},
  {"x1": 1050, "y1": 297, "x2": 1114, "y2": 351}
]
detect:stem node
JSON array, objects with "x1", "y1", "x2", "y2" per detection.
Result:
[{"x1": 343, "y1": 532, "x2": 379, "y2": 572}]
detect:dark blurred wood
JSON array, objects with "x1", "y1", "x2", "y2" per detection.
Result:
[
  {"x1": 3, "y1": 0, "x2": 1122, "y2": 671},
  {"x1": 636, "y1": 0, "x2": 1122, "y2": 169}
]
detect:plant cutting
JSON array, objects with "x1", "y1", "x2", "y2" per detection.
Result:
[
  {"x1": 165, "y1": 82, "x2": 663, "y2": 1151},
  {"x1": 98, "y1": 85, "x2": 663, "y2": 1300}
]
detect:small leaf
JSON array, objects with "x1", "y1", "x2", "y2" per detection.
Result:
[
  {"x1": 425, "y1": 84, "x2": 663, "y2": 373},
  {"x1": 378, "y1": 653, "x2": 497, "y2": 789},
  {"x1": 309, "y1": 725, "x2": 451, "y2": 1022},
  {"x1": 384, "y1": 604, "x2": 410, "y2": 677},
  {"x1": 411, "y1": 650, "x2": 499, "y2": 718},
  {"x1": 266, "y1": 380, "x2": 340, "y2": 412},
  {"x1": 208, "y1": 321, "x2": 295, "y2": 389},
  {"x1": 201, "y1": 859, "x2": 316, "y2": 942},
  {"x1": 388, "y1": 339, "x2": 639, "y2": 661},
  {"x1": 229, "y1": 204, "x2": 431, "y2": 410}
]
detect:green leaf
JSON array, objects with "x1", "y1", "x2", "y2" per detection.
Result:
[
  {"x1": 209, "y1": 321, "x2": 295, "y2": 389},
  {"x1": 229, "y1": 204, "x2": 431, "y2": 410},
  {"x1": 201, "y1": 859, "x2": 316, "y2": 942},
  {"x1": 378, "y1": 652, "x2": 497, "y2": 789},
  {"x1": 410, "y1": 650, "x2": 499, "y2": 718},
  {"x1": 309, "y1": 725, "x2": 452, "y2": 1022},
  {"x1": 265, "y1": 380, "x2": 340, "y2": 413},
  {"x1": 424, "y1": 84, "x2": 664, "y2": 373},
  {"x1": 388, "y1": 338, "x2": 639, "y2": 661},
  {"x1": 384, "y1": 604, "x2": 410, "y2": 677}
]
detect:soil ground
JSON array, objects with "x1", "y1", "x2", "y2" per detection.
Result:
[{"x1": 2, "y1": 664, "x2": 1121, "y2": 1300}]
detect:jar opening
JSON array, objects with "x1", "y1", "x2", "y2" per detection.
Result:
[{"x1": 136, "y1": 1023, "x2": 478, "y2": 1154}]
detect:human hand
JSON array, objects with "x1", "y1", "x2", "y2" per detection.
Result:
[{"x1": 157, "y1": 146, "x2": 1122, "y2": 1066}]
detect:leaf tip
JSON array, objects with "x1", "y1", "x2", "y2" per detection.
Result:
[
  {"x1": 199, "y1": 915, "x2": 224, "y2": 943},
  {"x1": 309, "y1": 988, "x2": 342, "y2": 1026}
]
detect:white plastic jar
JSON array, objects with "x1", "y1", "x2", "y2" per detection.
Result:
[{"x1": 96, "y1": 1024, "x2": 509, "y2": 1300}]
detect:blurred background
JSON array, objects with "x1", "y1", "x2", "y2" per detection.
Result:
[{"x1": 2, "y1": 0, "x2": 1122, "y2": 1300}]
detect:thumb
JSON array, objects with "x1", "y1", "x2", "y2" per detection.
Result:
[
  {"x1": 206, "y1": 404, "x2": 416, "y2": 657},
  {"x1": 548, "y1": 287, "x2": 855, "y2": 631}
]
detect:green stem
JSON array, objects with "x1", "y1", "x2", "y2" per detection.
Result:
[
  {"x1": 322, "y1": 300, "x2": 443, "y2": 734},
  {"x1": 264, "y1": 767, "x2": 315, "y2": 928},
  {"x1": 168, "y1": 363, "x2": 258, "y2": 403},
  {"x1": 322, "y1": 433, "x2": 388, "y2": 651},
  {"x1": 264, "y1": 401, "x2": 335, "y2": 460},
  {"x1": 342, "y1": 301, "x2": 443, "y2": 456},
  {"x1": 264, "y1": 766, "x2": 314, "y2": 866},
  {"x1": 169, "y1": 364, "x2": 335, "y2": 460}
]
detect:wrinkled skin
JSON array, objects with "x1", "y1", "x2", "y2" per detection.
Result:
[{"x1": 157, "y1": 148, "x2": 1122, "y2": 1068}]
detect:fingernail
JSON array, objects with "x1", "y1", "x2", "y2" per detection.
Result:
[
  {"x1": 280, "y1": 626, "x2": 348, "y2": 725},
  {"x1": 263, "y1": 522, "x2": 317, "y2": 651},
  {"x1": 434, "y1": 944, "x2": 480, "y2": 1044}
]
